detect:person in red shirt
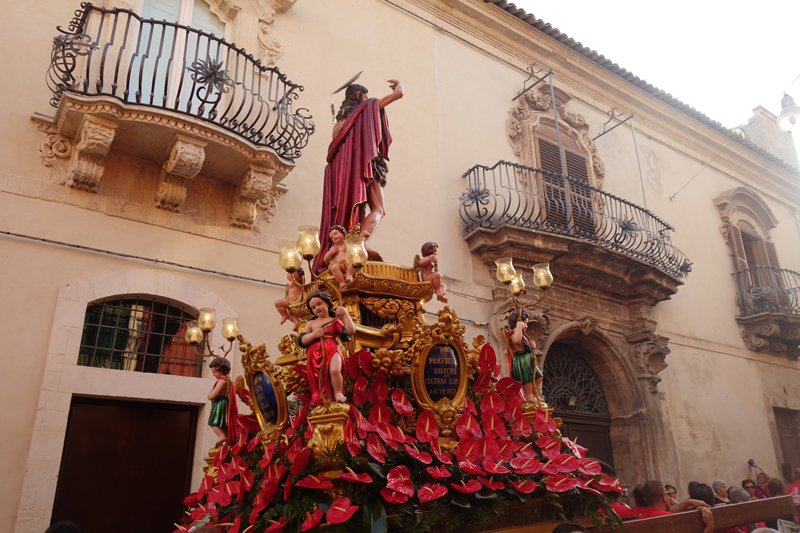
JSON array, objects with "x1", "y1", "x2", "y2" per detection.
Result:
[{"x1": 638, "y1": 480, "x2": 715, "y2": 533}]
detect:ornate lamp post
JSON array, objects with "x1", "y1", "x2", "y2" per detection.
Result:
[
  {"x1": 497, "y1": 258, "x2": 554, "y2": 310},
  {"x1": 185, "y1": 307, "x2": 239, "y2": 359}
]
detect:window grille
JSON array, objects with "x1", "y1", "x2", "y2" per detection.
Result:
[
  {"x1": 78, "y1": 296, "x2": 202, "y2": 377},
  {"x1": 542, "y1": 342, "x2": 609, "y2": 415}
]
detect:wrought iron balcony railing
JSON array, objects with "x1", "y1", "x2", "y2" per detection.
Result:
[
  {"x1": 734, "y1": 265, "x2": 800, "y2": 317},
  {"x1": 459, "y1": 161, "x2": 692, "y2": 279},
  {"x1": 47, "y1": 3, "x2": 314, "y2": 161}
]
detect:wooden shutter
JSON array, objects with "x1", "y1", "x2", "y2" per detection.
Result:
[
  {"x1": 729, "y1": 225, "x2": 749, "y2": 272},
  {"x1": 539, "y1": 139, "x2": 568, "y2": 228},
  {"x1": 565, "y1": 150, "x2": 594, "y2": 235}
]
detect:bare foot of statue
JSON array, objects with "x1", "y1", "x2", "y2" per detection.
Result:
[
  {"x1": 334, "y1": 392, "x2": 347, "y2": 403},
  {"x1": 280, "y1": 316, "x2": 288, "y2": 325},
  {"x1": 436, "y1": 293, "x2": 448, "y2": 303}
]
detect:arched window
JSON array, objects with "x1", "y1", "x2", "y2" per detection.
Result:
[{"x1": 78, "y1": 295, "x2": 201, "y2": 377}]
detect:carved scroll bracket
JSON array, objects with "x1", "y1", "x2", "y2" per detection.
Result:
[
  {"x1": 738, "y1": 314, "x2": 800, "y2": 360},
  {"x1": 257, "y1": 0, "x2": 297, "y2": 67},
  {"x1": 155, "y1": 134, "x2": 207, "y2": 212},
  {"x1": 65, "y1": 115, "x2": 117, "y2": 192},
  {"x1": 231, "y1": 164, "x2": 277, "y2": 229},
  {"x1": 624, "y1": 330, "x2": 670, "y2": 395},
  {"x1": 36, "y1": 122, "x2": 73, "y2": 184}
]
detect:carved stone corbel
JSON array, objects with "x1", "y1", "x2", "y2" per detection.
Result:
[
  {"x1": 36, "y1": 123, "x2": 73, "y2": 184},
  {"x1": 625, "y1": 330, "x2": 670, "y2": 394},
  {"x1": 738, "y1": 315, "x2": 800, "y2": 359},
  {"x1": 154, "y1": 135, "x2": 207, "y2": 211},
  {"x1": 576, "y1": 314, "x2": 598, "y2": 336},
  {"x1": 231, "y1": 164, "x2": 277, "y2": 229},
  {"x1": 65, "y1": 115, "x2": 118, "y2": 192}
]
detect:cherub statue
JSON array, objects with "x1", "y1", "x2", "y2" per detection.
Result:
[
  {"x1": 322, "y1": 225, "x2": 356, "y2": 287},
  {"x1": 207, "y1": 358, "x2": 238, "y2": 447},
  {"x1": 274, "y1": 267, "x2": 305, "y2": 330},
  {"x1": 298, "y1": 290, "x2": 356, "y2": 405},
  {"x1": 418, "y1": 241, "x2": 447, "y2": 303},
  {"x1": 504, "y1": 309, "x2": 543, "y2": 404}
]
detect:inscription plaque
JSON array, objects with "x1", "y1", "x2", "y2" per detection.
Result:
[
  {"x1": 253, "y1": 371, "x2": 278, "y2": 424},
  {"x1": 423, "y1": 344, "x2": 460, "y2": 403}
]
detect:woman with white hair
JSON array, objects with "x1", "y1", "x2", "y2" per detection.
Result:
[{"x1": 712, "y1": 479, "x2": 730, "y2": 505}]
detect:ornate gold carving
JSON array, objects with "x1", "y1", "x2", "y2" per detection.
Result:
[
  {"x1": 65, "y1": 115, "x2": 117, "y2": 192},
  {"x1": 275, "y1": 333, "x2": 303, "y2": 367},
  {"x1": 307, "y1": 402, "x2": 351, "y2": 458},
  {"x1": 409, "y1": 307, "x2": 469, "y2": 423},
  {"x1": 36, "y1": 124, "x2": 73, "y2": 184},
  {"x1": 278, "y1": 363, "x2": 309, "y2": 395},
  {"x1": 431, "y1": 398, "x2": 460, "y2": 438},
  {"x1": 238, "y1": 335, "x2": 289, "y2": 448},
  {"x1": 361, "y1": 297, "x2": 414, "y2": 318},
  {"x1": 371, "y1": 347, "x2": 410, "y2": 377}
]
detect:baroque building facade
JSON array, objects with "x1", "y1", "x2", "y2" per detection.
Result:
[{"x1": 1, "y1": 0, "x2": 799, "y2": 531}]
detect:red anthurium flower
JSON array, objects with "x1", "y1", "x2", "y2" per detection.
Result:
[
  {"x1": 296, "y1": 475, "x2": 334, "y2": 490},
  {"x1": 263, "y1": 464, "x2": 286, "y2": 485},
  {"x1": 264, "y1": 517, "x2": 289, "y2": 533},
  {"x1": 455, "y1": 414, "x2": 482, "y2": 440},
  {"x1": 283, "y1": 476, "x2": 291, "y2": 502},
  {"x1": 426, "y1": 465, "x2": 451, "y2": 479},
  {"x1": 463, "y1": 396, "x2": 477, "y2": 417},
  {"x1": 451, "y1": 480, "x2": 482, "y2": 493},
  {"x1": 367, "y1": 433, "x2": 388, "y2": 463},
  {"x1": 577, "y1": 477, "x2": 602, "y2": 495},
  {"x1": 240, "y1": 468, "x2": 254, "y2": 492},
  {"x1": 562, "y1": 437, "x2": 587, "y2": 460},
  {"x1": 597, "y1": 474, "x2": 623, "y2": 492},
  {"x1": 236, "y1": 414, "x2": 260, "y2": 433},
  {"x1": 495, "y1": 377, "x2": 523, "y2": 400},
  {"x1": 285, "y1": 438, "x2": 303, "y2": 462},
  {"x1": 511, "y1": 413, "x2": 532, "y2": 438},
  {"x1": 344, "y1": 418, "x2": 361, "y2": 456},
  {"x1": 377, "y1": 423, "x2": 400, "y2": 450},
  {"x1": 353, "y1": 376, "x2": 369, "y2": 405},
  {"x1": 352, "y1": 407, "x2": 375, "y2": 439},
  {"x1": 512, "y1": 480, "x2": 539, "y2": 494},
  {"x1": 387, "y1": 465, "x2": 415, "y2": 496},
  {"x1": 481, "y1": 411, "x2": 508, "y2": 439},
  {"x1": 416, "y1": 410, "x2": 438, "y2": 443},
  {"x1": 347, "y1": 350, "x2": 363, "y2": 380},
  {"x1": 553, "y1": 453, "x2": 579, "y2": 473},
  {"x1": 477, "y1": 436, "x2": 500, "y2": 463},
  {"x1": 472, "y1": 370, "x2": 491, "y2": 395},
  {"x1": 290, "y1": 448, "x2": 311, "y2": 478},
  {"x1": 380, "y1": 489, "x2": 409, "y2": 504},
  {"x1": 339, "y1": 467, "x2": 373, "y2": 483},
  {"x1": 510, "y1": 457, "x2": 543, "y2": 474},
  {"x1": 231, "y1": 432, "x2": 247, "y2": 455},
  {"x1": 208, "y1": 481, "x2": 239, "y2": 507},
  {"x1": 429, "y1": 437, "x2": 453, "y2": 464},
  {"x1": 514, "y1": 443, "x2": 536, "y2": 459},
  {"x1": 481, "y1": 391, "x2": 505, "y2": 414},
  {"x1": 479, "y1": 343, "x2": 501, "y2": 376},
  {"x1": 405, "y1": 444, "x2": 433, "y2": 465},
  {"x1": 534, "y1": 409, "x2": 558, "y2": 434},
  {"x1": 293, "y1": 364, "x2": 308, "y2": 381},
  {"x1": 496, "y1": 439, "x2": 516, "y2": 462},
  {"x1": 247, "y1": 433, "x2": 263, "y2": 453},
  {"x1": 535, "y1": 436, "x2": 562, "y2": 458},
  {"x1": 545, "y1": 475, "x2": 579, "y2": 492},
  {"x1": 368, "y1": 373, "x2": 389, "y2": 403},
  {"x1": 404, "y1": 434, "x2": 418, "y2": 444},
  {"x1": 301, "y1": 509, "x2": 324, "y2": 531},
  {"x1": 355, "y1": 349, "x2": 374, "y2": 375},
  {"x1": 482, "y1": 459, "x2": 511, "y2": 475},
  {"x1": 213, "y1": 445, "x2": 230, "y2": 467},
  {"x1": 227, "y1": 515, "x2": 242, "y2": 533},
  {"x1": 504, "y1": 398, "x2": 522, "y2": 423},
  {"x1": 418, "y1": 483, "x2": 448, "y2": 502},
  {"x1": 369, "y1": 403, "x2": 390, "y2": 426},
  {"x1": 458, "y1": 460, "x2": 486, "y2": 475},
  {"x1": 387, "y1": 425, "x2": 405, "y2": 445},
  {"x1": 391, "y1": 389, "x2": 414, "y2": 416},
  {"x1": 541, "y1": 460, "x2": 560, "y2": 476},
  {"x1": 478, "y1": 476, "x2": 506, "y2": 491},
  {"x1": 198, "y1": 475, "x2": 215, "y2": 499},
  {"x1": 456, "y1": 436, "x2": 479, "y2": 463}
]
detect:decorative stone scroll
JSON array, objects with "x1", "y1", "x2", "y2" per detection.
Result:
[
  {"x1": 230, "y1": 164, "x2": 278, "y2": 229},
  {"x1": 256, "y1": 0, "x2": 298, "y2": 67},
  {"x1": 739, "y1": 314, "x2": 800, "y2": 359},
  {"x1": 36, "y1": 123, "x2": 73, "y2": 185},
  {"x1": 155, "y1": 135, "x2": 207, "y2": 211},
  {"x1": 624, "y1": 330, "x2": 670, "y2": 395},
  {"x1": 65, "y1": 115, "x2": 117, "y2": 192}
]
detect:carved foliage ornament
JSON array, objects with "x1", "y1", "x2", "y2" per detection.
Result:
[
  {"x1": 37, "y1": 123, "x2": 73, "y2": 184},
  {"x1": 65, "y1": 115, "x2": 117, "y2": 192},
  {"x1": 155, "y1": 135, "x2": 207, "y2": 212},
  {"x1": 624, "y1": 330, "x2": 670, "y2": 395},
  {"x1": 738, "y1": 316, "x2": 800, "y2": 360}
]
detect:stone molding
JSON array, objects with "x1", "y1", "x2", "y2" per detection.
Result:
[
  {"x1": 230, "y1": 164, "x2": 283, "y2": 230},
  {"x1": 506, "y1": 84, "x2": 605, "y2": 188},
  {"x1": 64, "y1": 115, "x2": 118, "y2": 193},
  {"x1": 155, "y1": 135, "x2": 208, "y2": 212}
]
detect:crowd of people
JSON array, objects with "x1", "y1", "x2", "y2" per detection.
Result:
[{"x1": 552, "y1": 461, "x2": 800, "y2": 533}]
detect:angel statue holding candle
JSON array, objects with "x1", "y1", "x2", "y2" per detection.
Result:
[{"x1": 298, "y1": 290, "x2": 356, "y2": 405}]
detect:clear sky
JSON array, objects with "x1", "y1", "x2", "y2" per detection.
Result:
[{"x1": 511, "y1": 0, "x2": 800, "y2": 134}]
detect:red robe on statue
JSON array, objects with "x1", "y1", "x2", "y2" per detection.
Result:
[
  {"x1": 313, "y1": 98, "x2": 391, "y2": 274},
  {"x1": 305, "y1": 320, "x2": 348, "y2": 406}
]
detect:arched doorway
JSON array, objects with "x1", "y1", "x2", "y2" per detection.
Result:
[{"x1": 543, "y1": 342, "x2": 615, "y2": 475}]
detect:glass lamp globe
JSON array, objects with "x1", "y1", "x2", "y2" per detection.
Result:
[
  {"x1": 495, "y1": 257, "x2": 516, "y2": 285},
  {"x1": 296, "y1": 226, "x2": 321, "y2": 260},
  {"x1": 508, "y1": 273, "x2": 526, "y2": 296},
  {"x1": 221, "y1": 317, "x2": 239, "y2": 341},
  {"x1": 532, "y1": 263, "x2": 554, "y2": 289},
  {"x1": 185, "y1": 321, "x2": 204, "y2": 345},
  {"x1": 344, "y1": 233, "x2": 368, "y2": 269},
  {"x1": 278, "y1": 241, "x2": 303, "y2": 273}
]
